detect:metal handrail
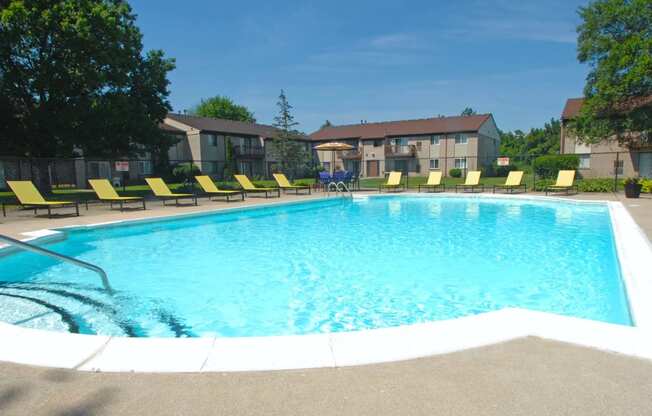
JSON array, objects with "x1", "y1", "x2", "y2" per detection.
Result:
[{"x1": 0, "y1": 234, "x2": 114, "y2": 295}]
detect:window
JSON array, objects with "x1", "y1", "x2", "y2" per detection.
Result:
[
  {"x1": 208, "y1": 134, "x2": 218, "y2": 146},
  {"x1": 429, "y1": 159, "x2": 440, "y2": 169},
  {"x1": 454, "y1": 158, "x2": 467, "y2": 169},
  {"x1": 322, "y1": 162, "x2": 331, "y2": 172},
  {"x1": 455, "y1": 134, "x2": 468, "y2": 144},
  {"x1": 578, "y1": 154, "x2": 591, "y2": 169},
  {"x1": 138, "y1": 160, "x2": 152, "y2": 175},
  {"x1": 373, "y1": 140, "x2": 383, "y2": 147},
  {"x1": 431, "y1": 135, "x2": 441, "y2": 145},
  {"x1": 614, "y1": 159, "x2": 624, "y2": 175}
]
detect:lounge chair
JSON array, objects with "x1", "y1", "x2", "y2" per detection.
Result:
[
  {"x1": 3, "y1": 180, "x2": 79, "y2": 218},
  {"x1": 379, "y1": 171, "x2": 405, "y2": 193},
  {"x1": 234, "y1": 175, "x2": 280, "y2": 198},
  {"x1": 273, "y1": 173, "x2": 311, "y2": 195},
  {"x1": 418, "y1": 171, "x2": 444, "y2": 193},
  {"x1": 493, "y1": 171, "x2": 527, "y2": 194},
  {"x1": 195, "y1": 175, "x2": 245, "y2": 202},
  {"x1": 145, "y1": 177, "x2": 197, "y2": 206},
  {"x1": 545, "y1": 170, "x2": 577, "y2": 195},
  {"x1": 455, "y1": 171, "x2": 484, "y2": 193},
  {"x1": 88, "y1": 179, "x2": 146, "y2": 211}
]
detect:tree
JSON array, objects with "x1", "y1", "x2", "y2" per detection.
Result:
[
  {"x1": 499, "y1": 119, "x2": 561, "y2": 159},
  {"x1": 320, "y1": 120, "x2": 333, "y2": 129},
  {"x1": 460, "y1": 107, "x2": 477, "y2": 116},
  {"x1": 572, "y1": 0, "x2": 652, "y2": 145},
  {"x1": 0, "y1": 0, "x2": 176, "y2": 160},
  {"x1": 271, "y1": 90, "x2": 308, "y2": 177},
  {"x1": 191, "y1": 95, "x2": 256, "y2": 122}
]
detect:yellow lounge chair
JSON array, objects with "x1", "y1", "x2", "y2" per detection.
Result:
[
  {"x1": 545, "y1": 170, "x2": 577, "y2": 195},
  {"x1": 455, "y1": 171, "x2": 484, "y2": 193},
  {"x1": 379, "y1": 171, "x2": 405, "y2": 193},
  {"x1": 145, "y1": 177, "x2": 197, "y2": 206},
  {"x1": 88, "y1": 179, "x2": 146, "y2": 211},
  {"x1": 4, "y1": 181, "x2": 79, "y2": 218},
  {"x1": 195, "y1": 175, "x2": 245, "y2": 202},
  {"x1": 493, "y1": 171, "x2": 526, "y2": 194},
  {"x1": 273, "y1": 173, "x2": 311, "y2": 195},
  {"x1": 418, "y1": 171, "x2": 444, "y2": 193},
  {"x1": 234, "y1": 175, "x2": 280, "y2": 198}
]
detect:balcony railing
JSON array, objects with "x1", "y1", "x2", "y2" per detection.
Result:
[
  {"x1": 233, "y1": 145, "x2": 265, "y2": 158},
  {"x1": 385, "y1": 144, "x2": 416, "y2": 158},
  {"x1": 339, "y1": 149, "x2": 362, "y2": 159}
]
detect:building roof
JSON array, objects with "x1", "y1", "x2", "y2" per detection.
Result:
[
  {"x1": 158, "y1": 122, "x2": 185, "y2": 134},
  {"x1": 562, "y1": 96, "x2": 652, "y2": 120},
  {"x1": 165, "y1": 113, "x2": 309, "y2": 140},
  {"x1": 309, "y1": 114, "x2": 493, "y2": 141},
  {"x1": 561, "y1": 98, "x2": 585, "y2": 120}
]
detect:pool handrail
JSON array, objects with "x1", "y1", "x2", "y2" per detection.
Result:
[{"x1": 0, "y1": 234, "x2": 114, "y2": 295}]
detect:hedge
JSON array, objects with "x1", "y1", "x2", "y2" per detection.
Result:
[
  {"x1": 449, "y1": 168, "x2": 462, "y2": 178},
  {"x1": 532, "y1": 155, "x2": 579, "y2": 179}
]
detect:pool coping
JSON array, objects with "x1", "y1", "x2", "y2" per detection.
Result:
[{"x1": 1, "y1": 192, "x2": 651, "y2": 372}]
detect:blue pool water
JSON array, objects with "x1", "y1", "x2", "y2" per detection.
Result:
[{"x1": 0, "y1": 196, "x2": 631, "y2": 337}]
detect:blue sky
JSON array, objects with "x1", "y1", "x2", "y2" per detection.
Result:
[{"x1": 130, "y1": 0, "x2": 590, "y2": 133}]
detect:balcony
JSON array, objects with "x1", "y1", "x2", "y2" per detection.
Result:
[
  {"x1": 233, "y1": 145, "x2": 265, "y2": 159},
  {"x1": 339, "y1": 149, "x2": 362, "y2": 160},
  {"x1": 385, "y1": 144, "x2": 416, "y2": 158}
]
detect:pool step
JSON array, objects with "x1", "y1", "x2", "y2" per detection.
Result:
[{"x1": 0, "y1": 282, "x2": 193, "y2": 337}]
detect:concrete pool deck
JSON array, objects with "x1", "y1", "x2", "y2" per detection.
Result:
[{"x1": 1, "y1": 191, "x2": 652, "y2": 414}]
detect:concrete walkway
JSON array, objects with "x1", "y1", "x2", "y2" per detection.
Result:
[
  {"x1": 1, "y1": 338, "x2": 652, "y2": 415},
  {"x1": 1, "y1": 191, "x2": 652, "y2": 415}
]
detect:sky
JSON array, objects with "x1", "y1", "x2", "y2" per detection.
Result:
[{"x1": 130, "y1": 0, "x2": 590, "y2": 134}]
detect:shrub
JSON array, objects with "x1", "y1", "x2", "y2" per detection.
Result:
[
  {"x1": 578, "y1": 178, "x2": 614, "y2": 192},
  {"x1": 449, "y1": 168, "x2": 462, "y2": 178},
  {"x1": 172, "y1": 163, "x2": 200, "y2": 180},
  {"x1": 641, "y1": 178, "x2": 652, "y2": 193},
  {"x1": 532, "y1": 155, "x2": 579, "y2": 178},
  {"x1": 493, "y1": 163, "x2": 518, "y2": 177}
]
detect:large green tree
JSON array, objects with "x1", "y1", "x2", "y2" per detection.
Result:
[
  {"x1": 499, "y1": 119, "x2": 561, "y2": 159},
  {"x1": 271, "y1": 89, "x2": 308, "y2": 177},
  {"x1": 191, "y1": 95, "x2": 256, "y2": 122},
  {"x1": 0, "y1": 0, "x2": 175, "y2": 161},
  {"x1": 572, "y1": 0, "x2": 652, "y2": 145}
]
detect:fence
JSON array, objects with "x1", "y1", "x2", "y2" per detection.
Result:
[
  {"x1": 0, "y1": 156, "x2": 314, "y2": 191},
  {"x1": 1, "y1": 150, "x2": 651, "y2": 192}
]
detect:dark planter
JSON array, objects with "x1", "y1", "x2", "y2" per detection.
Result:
[{"x1": 624, "y1": 182, "x2": 642, "y2": 198}]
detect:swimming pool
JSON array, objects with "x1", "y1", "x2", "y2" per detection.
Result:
[{"x1": 0, "y1": 195, "x2": 631, "y2": 338}]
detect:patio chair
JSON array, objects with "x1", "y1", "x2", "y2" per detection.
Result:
[
  {"x1": 272, "y1": 173, "x2": 311, "y2": 195},
  {"x1": 234, "y1": 175, "x2": 280, "y2": 198},
  {"x1": 545, "y1": 170, "x2": 577, "y2": 195},
  {"x1": 318, "y1": 171, "x2": 332, "y2": 190},
  {"x1": 195, "y1": 175, "x2": 245, "y2": 202},
  {"x1": 455, "y1": 171, "x2": 484, "y2": 193},
  {"x1": 418, "y1": 171, "x2": 444, "y2": 193},
  {"x1": 145, "y1": 177, "x2": 198, "y2": 206},
  {"x1": 379, "y1": 171, "x2": 405, "y2": 193},
  {"x1": 492, "y1": 171, "x2": 527, "y2": 194},
  {"x1": 3, "y1": 181, "x2": 80, "y2": 218},
  {"x1": 88, "y1": 179, "x2": 146, "y2": 211}
]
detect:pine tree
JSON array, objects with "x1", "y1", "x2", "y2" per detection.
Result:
[{"x1": 271, "y1": 90, "x2": 308, "y2": 178}]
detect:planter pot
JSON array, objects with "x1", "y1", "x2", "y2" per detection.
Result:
[{"x1": 624, "y1": 183, "x2": 642, "y2": 198}]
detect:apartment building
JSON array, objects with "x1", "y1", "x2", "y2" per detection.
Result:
[
  {"x1": 309, "y1": 114, "x2": 500, "y2": 177},
  {"x1": 560, "y1": 97, "x2": 652, "y2": 178},
  {"x1": 163, "y1": 113, "x2": 312, "y2": 179}
]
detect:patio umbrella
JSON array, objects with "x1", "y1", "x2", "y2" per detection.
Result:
[{"x1": 313, "y1": 142, "x2": 354, "y2": 173}]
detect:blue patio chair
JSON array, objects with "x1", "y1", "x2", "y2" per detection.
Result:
[
  {"x1": 318, "y1": 171, "x2": 332, "y2": 189},
  {"x1": 333, "y1": 171, "x2": 346, "y2": 183}
]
